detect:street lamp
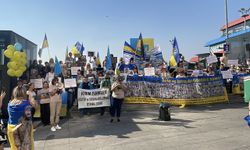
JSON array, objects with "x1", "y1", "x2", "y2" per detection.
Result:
[{"x1": 239, "y1": 8, "x2": 250, "y2": 30}]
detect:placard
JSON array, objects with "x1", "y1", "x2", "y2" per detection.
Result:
[
  {"x1": 144, "y1": 67, "x2": 155, "y2": 76},
  {"x1": 71, "y1": 67, "x2": 81, "y2": 75},
  {"x1": 206, "y1": 55, "x2": 218, "y2": 64},
  {"x1": 78, "y1": 88, "x2": 110, "y2": 108},
  {"x1": 30, "y1": 79, "x2": 43, "y2": 89},
  {"x1": 221, "y1": 71, "x2": 233, "y2": 79},
  {"x1": 228, "y1": 60, "x2": 238, "y2": 66},
  {"x1": 64, "y1": 78, "x2": 77, "y2": 88},
  {"x1": 88, "y1": 51, "x2": 95, "y2": 57}
]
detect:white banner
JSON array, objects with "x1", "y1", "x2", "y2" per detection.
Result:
[
  {"x1": 71, "y1": 67, "x2": 81, "y2": 75},
  {"x1": 64, "y1": 78, "x2": 77, "y2": 88},
  {"x1": 78, "y1": 88, "x2": 110, "y2": 109},
  {"x1": 221, "y1": 71, "x2": 233, "y2": 79},
  {"x1": 206, "y1": 55, "x2": 218, "y2": 64},
  {"x1": 228, "y1": 60, "x2": 238, "y2": 66},
  {"x1": 144, "y1": 67, "x2": 155, "y2": 76},
  {"x1": 30, "y1": 79, "x2": 43, "y2": 89}
]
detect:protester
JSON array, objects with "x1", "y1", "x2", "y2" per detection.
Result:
[
  {"x1": 176, "y1": 68, "x2": 186, "y2": 78},
  {"x1": 45, "y1": 67, "x2": 55, "y2": 83},
  {"x1": 7, "y1": 87, "x2": 36, "y2": 150},
  {"x1": 49, "y1": 78, "x2": 62, "y2": 132},
  {"x1": 206, "y1": 67, "x2": 215, "y2": 76},
  {"x1": 49, "y1": 58, "x2": 55, "y2": 69},
  {"x1": 110, "y1": 76, "x2": 127, "y2": 122},
  {"x1": 26, "y1": 83, "x2": 37, "y2": 120},
  {"x1": 37, "y1": 81, "x2": 50, "y2": 126},
  {"x1": 13, "y1": 106, "x2": 34, "y2": 150}
]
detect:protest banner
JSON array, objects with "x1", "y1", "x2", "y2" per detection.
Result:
[
  {"x1": 206, "y1": 55, "x2": 218, "y2": 64},
  {"x1": 78, "y1": 88, "x2": 110, "y2": 109},
  {"x1": 71, "y1": 67, "x2": 81, "y2": 75},
  {"x1": 64, "y1": 78, "x2": 77, "y2": 88},
  {"x1": 221, "y1": 71, "x2": 233, "y2": 79},
  {"x1": 228, "y1": 60, "x2": 238, "y2": 66},
  {"x1": 144, "y1": 67, "x2": 155, "y2": 76},
  {"x1": 124, "y1": 76, "x2": 228, "y2": 105},
  {"x1": 30, "y1": 79, "x2": 43, "y2": 89}
]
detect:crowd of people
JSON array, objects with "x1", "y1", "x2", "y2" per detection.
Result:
[{"x1": 0, "y1": 51, "x2": 250, "y2": 150}]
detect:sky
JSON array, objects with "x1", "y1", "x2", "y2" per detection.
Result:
[{"x1": 0, "y1": 0, "x2": 249, "y2": 62}]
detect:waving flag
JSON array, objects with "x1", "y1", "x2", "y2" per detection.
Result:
[
  {"x1": 123, "y1": 41, "x2": 141, "y2": 64},
  {"x1": 54, "y1": 56, "x2": 62, "y2": 76},
  {"x1": 136, "y1": 33, "x2": 145, "y2": 60},
  {"x1": 96, "y1": 52, "x2": 101, "y2": 66},
  {"x1": 105, "y1": 46, "x2": 112, "y2": 70},
  {"x1": 42, "y1": 34, "x2": 49, "y2": 49},
  {"x1": 80, "y1": 43, "x2": 85, "y2": 55},
  {"x1": 173, "y1": 37, "x2": 180, "y2": 64}
]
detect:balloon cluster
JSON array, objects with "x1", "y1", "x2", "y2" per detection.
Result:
[{"x1": 4, "y1": 43, "x2": 27, "y2": 77}]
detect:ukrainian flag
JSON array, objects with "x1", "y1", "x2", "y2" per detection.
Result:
[
  {"x1": 169, "y1": 54, "x2": 177, "y2": 67},
  {"x1": 124, "y1": 41, "x2": 141, "y2": 58}
]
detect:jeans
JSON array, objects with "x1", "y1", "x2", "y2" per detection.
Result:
[{"x1": 110, "y1": 98, "x2": 123, "y2": 118}]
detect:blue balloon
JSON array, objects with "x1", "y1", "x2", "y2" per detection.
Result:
[{"x1": 14, "y1": 43, "x2": 22, "y2": 51}]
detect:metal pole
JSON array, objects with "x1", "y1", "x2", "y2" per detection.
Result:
[{"x1": 225, "y1": 0, "x2": 229, "y2": 39}]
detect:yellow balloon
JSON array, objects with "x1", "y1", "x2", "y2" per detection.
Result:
[
  {"x1": 19, "y1": 66, "x2": 26, "y2": 72},
  {"x1": 9, "y1": 61, "x2": 18, "y2": 70},
  {"x1": 4, "y1": 49, "x2": 14, "y2": 58},
  {"x1": 7, "y1": 69, "x2": 15, "y2": 77},
  {"x1": 19, "y1": 58, "x2": 27, "y2": 65},
  {"x1": 14, "y1": 70, "x2": 23, "y2": 77},
  {"x1": 7, "y1": 45, "x2": 15, "y2": 52},
  {"x1": 7, "y1": 62, "x2": 12, "y2": 69},
  {"x1": 20, "y1": 52, "x2": 27, "y2": 59},
  {"x1": 71, "y1": 47, "x2": 80, "y2": 55}
]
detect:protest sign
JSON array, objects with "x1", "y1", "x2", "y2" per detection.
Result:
[
  {"x1": 78, "y1": 88, "x2": 110, "y2": 109},
  {"x1": 206, "y1": 55, "x2": 218, "y2": 64},
  {"x1": 221, "y1": 71, "x2": 233, "y2": 79},
  {"x1": 64, "y1": 78, "x2": 77, "y2": 88},
  {"x1": 144, "y1": 67, "x2": 155, "y2": 76},
  {"x1": 71, "y1": 67, "x2": 81, "y2": 75},
  {"x1": 228, "y1": 60, "x2": 238, "y2": 66},
  {"x1": 30, "y1": 79, "x2": 43, "y2": 89}
]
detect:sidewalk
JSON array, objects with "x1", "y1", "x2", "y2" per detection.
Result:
[{"x1": 5, "y1": 95, "x2": 250, "y2": 150}]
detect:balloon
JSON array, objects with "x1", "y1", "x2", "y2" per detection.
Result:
[
  {"x1": 19, "y1": 66, "x2": 26, "y2": 72},
  {"x1": 71, "y1": 47, "x2": 80, "y2": 55},
  {"x1": 4, "y1": 49, "x2": 14, "y2": 58},
  {"x1": 14, "y1": 43, "x2": 22, "y2": 51},
  {"x1": 7, "y1": 45, "x2": 15, "y2": 51},
  {"x1": 19, "y1": 58, "x2": 27, "y2": 65},
  {"x1": 20, "y1": 52, "x2": 26, "y2": 59},
  {"x1": 8, "y1": 61, "x2": 18, "y2": 70},
  {"x1": 12, "y1": 51, "x2": 22, "y2": 61},
  {"x1": 7, "y1": 69, "x2": 15, "y2": 77},
  {"x1": 14, "y1": 70, "x2": 23, "y2": 77}
]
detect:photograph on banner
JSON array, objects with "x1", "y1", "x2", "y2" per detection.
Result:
[
  {"x1": 125, "y1": 76, "x2": 225, "y2": 101},
  {"x1": 71, "y1": 67, "x2": 81, "y2": 75},
  {"x1": 30, "y1": 79, "x2": 43, "y2": 89},
  {"x1": 228, "y1": 60, "x2": 238, "y2": 66},
  {"x1": 78, "y1": 88, "x2": 110, "y2": 109},
  {"x1": 144, "y1": 67, "x2": 155, "y2": 76},
  {"x1": 64, "y1": 78, "x2": 77, "y2": 88},
  {"x1": 206, "y1": 55, "x2": 218, "y2": 64},
  {"x1": 221, "y1": 71, "x2": 233, "y2": 79}
]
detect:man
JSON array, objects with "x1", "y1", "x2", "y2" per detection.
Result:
[
  {"x1": 117, "y1": 58, "x2": 126, "y2": 73},
  {"x1": 38, "y1": 60, "x2": 46, "y2": 78},
  {"x1": 65, "y1": 52, "x2": 75, "y2": 68}
]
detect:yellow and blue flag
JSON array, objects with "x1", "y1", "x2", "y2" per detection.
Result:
[
  {"x1": 173, "y1": 37, "x2": 180, "y2": 64},
  {"x1": 42, "y1": 34, "x2": 49, "y2": 49},
  {"x1": 136, "y1": 33, "x2": 145, "y2": 60},
  {"x1": 96, "y1": 52, "x2": 101, "y2": 66}
]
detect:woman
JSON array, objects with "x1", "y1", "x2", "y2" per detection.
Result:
[
  {"x1": 26, "y1": 83, "x2": 37, "y2": 120},
  {"x1": 37, "y1": 81, "x2": 50, "y2": 125},
  {"x1": 45, "y1": 67, "x2": 55, "y2": 83},
  {"x1": 7, "y1": 87, "x2": 36, "y2": 150},
  {"x1": 13, "y1": 106, "x2": 34, "y2": 150},
  {"x1": 110, "y1": 76, "x2": 127, "y2": 122},
  {"x1": 49, "y1": 78, "x2": 62, "y2": 132}
]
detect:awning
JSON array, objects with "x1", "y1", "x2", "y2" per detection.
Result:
[{"x1": 205, "y1": 28, "x2": 250, "y2": 47}]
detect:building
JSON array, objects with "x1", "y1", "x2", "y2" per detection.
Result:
[
  {"x1": 205, "y1": 15, "x2": 250, "y2": 64},
  {"x1": 0, "y1": 30, "x2": 37, "y2": 119}
]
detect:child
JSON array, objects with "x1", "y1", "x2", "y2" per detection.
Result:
[{"x1": 13, "y1": 106, "x2": 34, "y2": 150}]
